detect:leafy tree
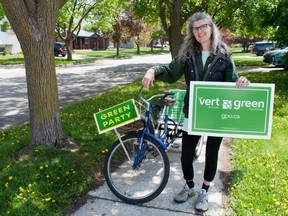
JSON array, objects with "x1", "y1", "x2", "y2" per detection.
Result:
[
  {"x1": 0, "y1": 0, "x2": 75, "y2": 148},
  {"x1": 109, "y1": 10, "x2": 145, "y2": 55},
  {"x1": 261, "y1": 0, "x2": 288, "y2": 46},
  {"x1": 0, "y1": 3, "x2": 5, "y2": 20},
  {"x1": 134, "y1": 0, "x2": 245, "y2": 57},
  {"x1": 123, "y1": 11, "x2": 145, "y2": 54},
  {"x1": 134, "y1": 0, "x2": 280, "y2": 57},
  {"x1": 227, "y1": 0, "x2": 279, "y2": 40},
  {"x1": 56, "y1": 0, "x2": 98, "y2": 60}
]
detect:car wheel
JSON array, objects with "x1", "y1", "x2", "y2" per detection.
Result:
[
  {"x1": 54, "y1": 52, "x2": 59, "y2": 57},
  {"x1": 61, "y1": 54, "x2": 66, "y2": 57},
  {"x1": 257, "y1": 50, "x2": 264, "y2": 56}
]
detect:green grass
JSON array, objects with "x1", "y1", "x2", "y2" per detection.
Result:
[
  {"x1": 227, "y1": 71, "x2": 288, "y2": 216},
  {"x1": 0, "y1": 79, "x2": 184, "y2": 216},
  {"x1": 0, "y1": 47, "x2": 170, "y2": 66},
  {"x1": 0, "y1": 51, "x2": 287, "y2": 215}
]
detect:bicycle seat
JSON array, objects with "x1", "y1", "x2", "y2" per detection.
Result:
[{"x1": 163, "y1": 97, "x2": 176, "y2": 106}]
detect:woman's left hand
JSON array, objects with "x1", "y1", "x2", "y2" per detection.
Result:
[{"x1": 236, "y1": 76, "x2": 250, "y2": 89}]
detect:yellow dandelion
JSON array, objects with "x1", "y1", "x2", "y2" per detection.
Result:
[
  {"x1": 19, "y1": 187, "x2": 24, "y2": 192},
  {"x1": 39, "y1": 166, "x2": 44, "y2": 170},
  {"x1": 45, "y1": 197, "x2": 52, "y2": 202},
  {"x1": 5, "y1": 182, "x2": 9, "y2": 188},
  {"x1": 28, "y1": 184, "x2": 32, "y2": 188},
  {"x1": 45, "y1": 164, "x2": 49, "y2": 168},
  {"x1": 8, "y1": 176, "x2": 13, "y2": 181},
  {"x1": 66, "y1": 171, "x2": 70, "y2": 175},
  {"x1": 46, "y1": 175, "x2": 49, "y2": 178},
  {"x1": 52, "y1": 199, "x2": 56, "y2": 203}
]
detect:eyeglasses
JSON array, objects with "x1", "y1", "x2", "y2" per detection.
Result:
[{"x1": 192, "y1": 24, "x2": 210, "y2": 33}]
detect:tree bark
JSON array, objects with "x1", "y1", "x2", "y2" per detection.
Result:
[
  {"x1": 159, "y1": 0, "x2": 184, "y2": 58},
  {"x1": 1, "y1": 0, "x2": 73, "y2": 148}
]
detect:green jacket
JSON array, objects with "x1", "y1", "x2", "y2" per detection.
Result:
[{"x1": 153, "y1": 51, "x2": 239, "y2": 117}]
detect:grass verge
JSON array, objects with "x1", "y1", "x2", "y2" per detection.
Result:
[
  {"x1": 227, "y1": 71, "x2": 288, "y2": 215},
  {"x1": 0, "y1": 47, "x2": 170, "y2": 66},
  {"x1": 0, "y1": 79, "x2": 184, "y2": 215}
]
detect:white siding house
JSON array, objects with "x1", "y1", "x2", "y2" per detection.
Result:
[{"x1": 0, "y1": 18, "x2": 21, "y2": 55}]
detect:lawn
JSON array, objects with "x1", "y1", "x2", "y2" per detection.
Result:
[
  {"x1": 0, "y1": 50, "x2": 287, "y2": 215},
  {"x1": 0, "y1": 47, "x2": 170, "y2": 66}
]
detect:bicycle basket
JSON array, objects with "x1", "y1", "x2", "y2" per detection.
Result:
[{"x1": 116, "y1": 118, "x2": 144, "y2": 134}]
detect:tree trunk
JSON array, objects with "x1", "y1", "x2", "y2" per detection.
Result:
[
  {"x1": 65, "y1": 37, "x2": 74, "y2": 60},
  {"x1": 159, "y1": 0, "x2": 184, "y2": 58},
  {"x1": 169, "y1": 1, "x2": 184, "y2": 58},
  {"x1": 116, "y1": 41, "x2": 120, "y2": 56},
  {"x1": 1, "y1": 0, "x2": 73, "y2": 148}
]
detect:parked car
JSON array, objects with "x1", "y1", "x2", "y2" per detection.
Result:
[
  {"x1": 54, "y1": 42, "x2": 67, "y2": 57},
  {"x1": 153, "y1": 42, "x2": 169, "y2": 48},
  {"x1": 263, "y1": 49, "x2": 281, "y2": 64},
  {"x1": 272, "y1": 47, "x2": 288, "y2": 69},
  {"x1": 153, "y1": 43, "x2": 162, "y2": 48},
  {"x1": 251, "y1": 42, "x2": 275, "y2": 56}
]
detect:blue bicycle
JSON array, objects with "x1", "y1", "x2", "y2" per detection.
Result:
[{"x1": 104, "y1": 86, "x2": 204, "y2": 204}]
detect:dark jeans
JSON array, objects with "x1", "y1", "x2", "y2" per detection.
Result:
[{"x1": 181, "y1": 131, "x2": 223, "y2": 182}]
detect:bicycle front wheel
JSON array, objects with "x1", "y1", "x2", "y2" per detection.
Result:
[{"x1": 104, "y1": 133, "x2": 170, "y2": 204}]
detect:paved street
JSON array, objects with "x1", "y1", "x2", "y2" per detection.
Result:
[{"x1": 0, "y1": 54, "x2": 172, "y2": 130}]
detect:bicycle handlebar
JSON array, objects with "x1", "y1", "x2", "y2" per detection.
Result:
[{"x1": 137, "y1": 86, "x2": 175, "y2": 110}]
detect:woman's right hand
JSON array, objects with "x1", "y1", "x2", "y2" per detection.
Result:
[{"x1": 142, "y1": 68, "x2": 155, "y2": 89}]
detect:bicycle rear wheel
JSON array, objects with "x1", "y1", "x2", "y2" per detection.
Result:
[{"x1": 104, "y1": 133, "x2": 170, "y2": 204}]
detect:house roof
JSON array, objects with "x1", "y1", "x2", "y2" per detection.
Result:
[
  {"x1": 71, "y1": 30, "x2": 104, "y2": 38},
  {"x1": 77, "y1": 30, "x2": 94, "y2": 37}
]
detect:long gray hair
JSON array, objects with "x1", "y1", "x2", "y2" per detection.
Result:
[{"x1": 178, "y1": 12, "x2": 229, "y2": 62}]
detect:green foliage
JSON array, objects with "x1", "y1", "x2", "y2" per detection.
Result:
[
  {"x1": 84, "y1": 0, "x2": 130, "y2": 33},
  {"x1": 2, "y1": 20, "x2": 9, "y2": 31},
  {"x1": 261, "y1": 0, "x2": 288, "y2": 46},
  {"x1": 2, "y1": 48, "x2": 8, "y2": 56},
  {"x1": 0, "y1": 3, "x2": 5, "y2": 20}
]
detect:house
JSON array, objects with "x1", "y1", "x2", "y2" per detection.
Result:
[
  {"x1": 0, "y1": 18, "x2": 21, "y2": 54},
  {"x1": 72, "y1": 30, "x2": 109, "y2": 50}
]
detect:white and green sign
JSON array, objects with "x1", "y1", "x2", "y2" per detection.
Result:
[
  {"x1": 188, "y1": 82, "x2": 275, "y2": 139},
  {"x1": 94, "y1": 99, "x2": 140, "y2": 134}
]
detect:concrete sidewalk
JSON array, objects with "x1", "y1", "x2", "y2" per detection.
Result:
[{"x1": 70, "y1": 138, "x2": 229, "y2": 216}]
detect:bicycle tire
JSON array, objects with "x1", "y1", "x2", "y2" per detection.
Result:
[{"x1": 104, "y1": 133, "x2": 170, "y2": 204}]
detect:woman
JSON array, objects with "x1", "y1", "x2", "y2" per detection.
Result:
[{"x1": 142, "y1": 12, "x2": 249, "y2": 212}]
